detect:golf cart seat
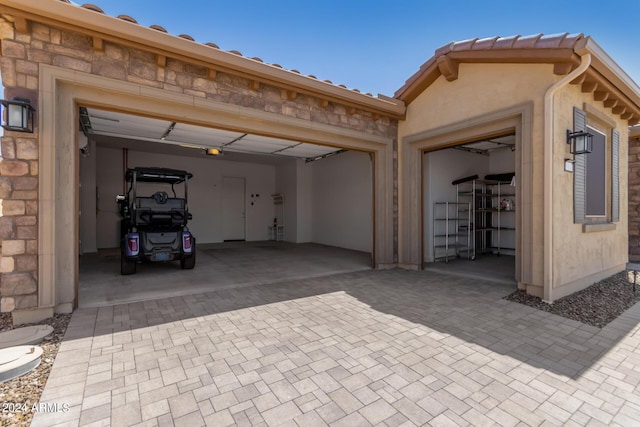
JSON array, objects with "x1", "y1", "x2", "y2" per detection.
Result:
[{"x1": 134, "y1": 193, "x2": 187, "y2": 227}]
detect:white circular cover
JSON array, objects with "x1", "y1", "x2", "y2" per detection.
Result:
[
  {"x1": 0, "y1": 325, "x2": 53, "y2": 349},
  {"x1": 0, "y1": 345, "x2": 43, "y2": 382}
]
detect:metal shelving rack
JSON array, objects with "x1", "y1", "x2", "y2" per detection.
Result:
[
  {"x1": 455, "y1": 179, "x2": 515, "y2": 257},
  {"x1": 487, "y1": 180, "x2": 515, "y2": 255},
  {"x1": 432, "y1": 202, "x2": 472, "y2": 262}
]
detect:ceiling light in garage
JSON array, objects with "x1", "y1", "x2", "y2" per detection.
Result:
[{"x1": 80, "y1": 107, "x2": 345, "y2": 161}]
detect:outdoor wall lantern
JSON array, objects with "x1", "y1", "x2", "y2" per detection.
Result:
[
  {"x1": 567, "y1": 130, "x2": 593, "y2": 155},
  {"x1": 1, "y1": 97, "x2": 35, "y2": 133}
]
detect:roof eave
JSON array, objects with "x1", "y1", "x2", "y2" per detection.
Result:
[
  {"x1": 1, "y1": 0, "x2": 406, "y2": 118},
  {"x1": 577, "y1": 37, "x2": 640, "y2": 113}
]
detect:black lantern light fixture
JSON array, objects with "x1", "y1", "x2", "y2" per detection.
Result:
[
  {"x1": 567, "y1": 129, "x2": 593, "y2": 155},
  {"x1": 1, "y1": 97, "x2": 35, "y2": 133}
]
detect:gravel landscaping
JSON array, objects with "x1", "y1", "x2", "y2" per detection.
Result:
[
  {"x1": 504, "y1": 271, "x2": 640, "y2": 328},
  {"x1": 0, "y1": 313, "x2": 71, "y2": 427}
]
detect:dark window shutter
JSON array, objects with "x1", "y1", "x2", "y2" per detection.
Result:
[
  {"x1": 573, "y1": 107, "x2": 587, "y2": 223},
  {"x1": 612, "y1": 129, "x2": 620, "y2": 222}
]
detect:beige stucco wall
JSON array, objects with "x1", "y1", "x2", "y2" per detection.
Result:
[
  {"x1": 398, "y1": 63, "x2": 555, "y2": 291},
  {"x1": 398, "y1": 62, "x2": 630, "y2": 300},
  {"x1": 551, "y1": 84, "x2": 628, "y2": 299}
]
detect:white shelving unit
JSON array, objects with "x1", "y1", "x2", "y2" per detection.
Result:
[{"x1": 270, "y1": 193, "x2": 285, "y2": 241}]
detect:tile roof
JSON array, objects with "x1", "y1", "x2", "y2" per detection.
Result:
[
  {"x1": 396, "y1": 33, "x2": 584, "y2": 101},
  {"x1": 394, "y1": 32, "x2": 640, "y2": 124},
  {"x1": 58, "y1": 1, "x2": 376, "y2": 98},
  {"x1": 435, "y1": 33, "x2": 583, "y2": 55}
]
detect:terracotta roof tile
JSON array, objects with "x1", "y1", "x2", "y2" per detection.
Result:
[
  {"x1": 491, "y1": 35, "x2": 520, "y2": 49},
  {"x1": 512, "y1": 34, "x2": 542, "y2": 49},
  {"x1": 434, "y1": 43, "x2": 454, "y2": 57},
  {"x1": 205, "y1": 42, "x2": 219, "y2": 49},
  {"x1": 178, "y1": 34, "x2": 195, "y2": 41},
  {"x1": 451, "y1": 38, "x2": 479, "y2": 51},
  {"x1": 150, "y1": 25, "x2": 168, "y2": 33},
  {"x1": 471, "y1": 36, "x2": 499, "y2": 50},
  {"x1": 81, "y1": 4, "x2": 104, "y2": 13},
  {"x1": 117, "y1": 15, "x2": 137, "y2": 24}
]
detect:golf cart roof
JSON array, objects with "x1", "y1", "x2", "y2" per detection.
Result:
[{"x1": 125, "y1": 167, "x2": 193, "y2": 184}]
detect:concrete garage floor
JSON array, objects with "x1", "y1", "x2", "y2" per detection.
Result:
[
  {"x1": 79, "y1": 242, "x2": 372, "y2": 308},
  {"x1": 424, "y1": 254, "x2": 516, "y2": 286}
]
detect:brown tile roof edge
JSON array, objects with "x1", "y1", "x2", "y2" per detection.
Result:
[
  {"x1": 54, "y1": 0, "x2": 380, "y2": 102},
  {"x1": 395, "y1": 32, "x2": 584, "y2": 100}
]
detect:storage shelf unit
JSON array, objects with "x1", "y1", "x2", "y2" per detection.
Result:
[
  {"x1": 270, "y1": 193, "x2": 285, "y2": 241},
  {"x1": 433, "y1": 202, "x2": 472, "y2": 262},
  {"x1": 456, "y1": 178, "x2": 515, "y2": 257}
]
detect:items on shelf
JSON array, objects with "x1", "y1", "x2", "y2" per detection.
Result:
[
  {"x1": 270, "y1": 193, "x2": 285, "y2": 241},
  {"x1": 452, "y1": 173, "x2": 516, "y2": 258}
]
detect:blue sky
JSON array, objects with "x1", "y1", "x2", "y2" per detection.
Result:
[{"x1": 95, "y1": 1, "x2": 640, "y2": 97}]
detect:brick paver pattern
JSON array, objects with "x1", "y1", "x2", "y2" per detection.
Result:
[{"x1": 31, "y1": 269, "x2": 640, "y2": 426}]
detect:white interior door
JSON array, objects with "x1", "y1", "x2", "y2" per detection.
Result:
[{"x1": 222, "y1": 177, "x2": 246, "y2": 241}]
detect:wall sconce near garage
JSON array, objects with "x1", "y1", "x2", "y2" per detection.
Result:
[
  {"x1": 567, "y1": 130, "x2": 593, "y2": 155},
  {"x1": 1, "y1": 97, "x2": 35, "y2": 133}
]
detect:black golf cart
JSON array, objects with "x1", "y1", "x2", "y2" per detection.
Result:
[{"x1": 116, "y1": 167, "x2": 196, "y2": 275}]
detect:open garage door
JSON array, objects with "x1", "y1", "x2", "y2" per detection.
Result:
[
  {"x1": 78, "y1": 108, "x2": 373, "y2": 307},
  {"x1": 423, "y1": 133, "x2": 517, "y2": 285}
]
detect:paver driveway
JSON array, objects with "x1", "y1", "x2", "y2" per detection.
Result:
[{"x1": 32, "y1": 269, "x2": 640, "y2": 426}]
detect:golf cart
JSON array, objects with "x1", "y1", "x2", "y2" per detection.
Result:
[{"x1": 116, "y1": 167, "x2": 196, "y2": 275}]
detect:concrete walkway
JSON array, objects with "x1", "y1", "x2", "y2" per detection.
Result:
[{"x1": 33, "y1": 269, "x2": 640, "y2": 426}]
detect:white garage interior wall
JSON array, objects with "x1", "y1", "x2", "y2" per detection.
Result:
[
  {"x1": 424, "y1": 147, "x2": 514, "y2": 262},
  {"x1": 309, "y1": 151, "x2": 372, "y2": 253},
  {"x1": 80, "y1": 143, "x2": 372, "y2": 253}
]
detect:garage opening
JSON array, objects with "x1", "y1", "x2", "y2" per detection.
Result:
[
  {"x1": 423, "y1": 133, "x2": 516, "y2": 284},
  {"x1": 78, "y1": 107, "x2": 373, "y2": 307}
]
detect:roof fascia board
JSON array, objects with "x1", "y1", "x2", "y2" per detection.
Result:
[
  {"x1": 445, "y1": 48, "x2": 575, "y2": 63},
  {"x1": 1, "y1": 0, "x2": 405, "y2": 117},
  {"x1": 396, "y1": 48, "x2": 576, "y2": 102}
]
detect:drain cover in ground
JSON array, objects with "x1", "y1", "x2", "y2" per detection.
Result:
[
  {"x1": 0, "y1": 346, "x2": 42, "y2": 382},
  {"x1": 0, "y1": 325, "x2": 53, "y2": 349}
]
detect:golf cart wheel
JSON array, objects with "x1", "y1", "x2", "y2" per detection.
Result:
[
  {"x1": 181, "y1": 244, "x2": 196, "y2": 270},
  {"x1": 121, "y1": 255, "x2": 137, "y2": 275}
]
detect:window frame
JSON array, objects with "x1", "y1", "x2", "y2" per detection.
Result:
[
  {"x1": 584, "y1": 125, "x2": 608, "y2": 220},
  {"x1": 572, "y1": 105, "x2": 620, "y2": 229}
]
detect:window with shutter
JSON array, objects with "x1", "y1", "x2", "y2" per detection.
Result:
[
  {"x1": 573, "y1": 107, "x2": 587, "y2": 223},
  {"x1": 572, "y1": 106, "x2": 619, "y2": 226},
  {"x1": 612, "y1": 129, "x2": 620, "y2": 222}
]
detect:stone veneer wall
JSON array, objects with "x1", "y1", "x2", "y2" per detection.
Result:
[
  {"x1": 0, "y1": 17, "x2": 398, "y2": 312},
  {"x1": 629, "y1": 139, "x2": 640, "y2": 261}
]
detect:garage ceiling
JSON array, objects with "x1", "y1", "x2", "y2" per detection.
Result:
[
  {"x1": 80, "y1": 107, "x2": 344, "y2": 162},
  {"x1": 453, "y1": 134, "x2": 516, "y2": 156}
]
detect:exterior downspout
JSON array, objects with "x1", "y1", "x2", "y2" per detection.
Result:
[{"x1": 543, "y1": 53, "x2": 591, "y2": 302}]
